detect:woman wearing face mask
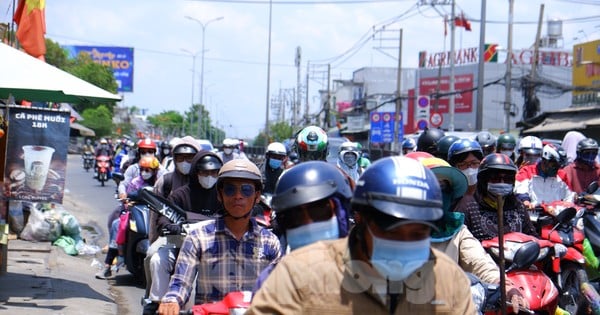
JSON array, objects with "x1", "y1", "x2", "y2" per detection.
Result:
[
  {"x1": 454, "y1": 153, "x2": 538, "y2": 241},
  {"x1": 448, "y1": 138, "x2": 484, "y2": 195},
  {"x1": 337, "y1": 141, "x2": 361, "y2": 183},
  {"x1": 514, "y1": 144, "x2": 575, "y2": 210},
  {"x1": 562, "y1": 138, "x2": 600, "y2": 194}
]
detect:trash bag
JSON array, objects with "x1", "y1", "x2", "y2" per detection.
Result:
[
  {"x1": 53, "y1": 235, "x2": 78, "y2": 256},
  {"x1": 8, "y1": 201, "x2": 25, "y2": 234},
  {"x1": 59, "y1": 210, "x2": 81, "y2": 238},
  {"x1": 20, "y1": 204, "x2": 62, "y2": 242}
]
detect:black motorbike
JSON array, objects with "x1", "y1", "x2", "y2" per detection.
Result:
[
  {"x1": 119, "y1": 189, "x2": 152, "y2": 283},
  {"x1": 82, "y1": 151, "x2": 94, "y2": 172}
]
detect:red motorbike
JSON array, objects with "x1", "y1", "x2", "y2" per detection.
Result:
[
  {"x1": 481, "y1": 232, "x2": 559, "y2": 314},
  {"x1": 181, "y1": 291, "x2": 251, "y2": 315},
  {"x1": 531, "y1": 201, "x2": 589, "y2": 314},
  {"x1": 95, "y1": 155, "x2": 112, "y2": 186}
]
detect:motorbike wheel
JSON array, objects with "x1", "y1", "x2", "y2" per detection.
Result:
[{"x1": 559, "y1": 262, "x2": 589, "y2": 314}]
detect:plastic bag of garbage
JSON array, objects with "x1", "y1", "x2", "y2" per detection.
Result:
[
  {"x1": 59, "y1": 210, "x2": 81, "y2": 238},
  {"x1": 20, "y1": 204, "x2": 62, "y2": 242},
  {"x1": 53, "y1": 235, "x2": 79, "y2": 256},
  {"x1": 76, "y1": 239, "x2": 101, "y2": 255}
]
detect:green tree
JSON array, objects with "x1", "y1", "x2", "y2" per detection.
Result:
[
  {"x1": 147, "y1": 110, "x2": 185, "y2": 138},
  {"x1": 80, "y1": 105, "x2": 114, "y2": 137},
  {"x1": 44, "y1": 39, "x2": 69, "y2": 69},
  {"x1": 64, "y1": 53, "x2": 118, "y2": 113},
  {"x1": 270, "y1": 122, "x2": 294, "y2": 142}
]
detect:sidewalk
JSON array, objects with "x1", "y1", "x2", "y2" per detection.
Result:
[{"x1": 0, "y1": 198, "x2": 117, "y2": 314}]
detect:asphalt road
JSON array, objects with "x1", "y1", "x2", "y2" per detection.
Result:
[{"x1": 64, "y1": 153, "x2": 145, "y2": 314}]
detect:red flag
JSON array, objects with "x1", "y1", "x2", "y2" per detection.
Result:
[
  {"x1": 454, "y1": 12, "x2": 471, "y2": 31},
  {"x1": 13, "y1": 0, "x2": 47, "y2": 59}
]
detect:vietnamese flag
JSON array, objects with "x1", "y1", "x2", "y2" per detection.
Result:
[{"x1": 13, "y1": 0, "x2": 46, "y2": 59}]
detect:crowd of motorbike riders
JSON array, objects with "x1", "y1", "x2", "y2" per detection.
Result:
[{"x1": 78, "y1": 126, "x2": 600, "y2": 314}]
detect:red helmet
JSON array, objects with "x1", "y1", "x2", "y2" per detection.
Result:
[{"x1": 137, "y1": 138, "x2": 157, "y2": 150}]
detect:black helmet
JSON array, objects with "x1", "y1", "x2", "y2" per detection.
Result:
[
  {"x1": 173, "y1": 144, "x2": 198, "y2": 155},
  {"x1": 416, "y1": 128, "x2": 445, "y2": 155},
  {"x1": 475, "y1": 131, "x2": 496, "y2": 155},
  {"x1": 160, "y1": 141, "x2": 171, "y2": 149},
  {"x1": 477, "y1": 153, "x2": 517, "y2": 195},
  {"x1": 272, "y1": 161, "x2": 352, "y2": 213},
  {"x1": 577, "y1": 138, "x2": 599, "y2": 153},
  {"x1": 436, "y1": 135, "x2": 460, "y2": 161},
  {"x1": 496, "y1": 133, "x2": 517, "y2": 152},
  {"x1": 196, "y1": 155, "x2": 223, "y2": 171}
]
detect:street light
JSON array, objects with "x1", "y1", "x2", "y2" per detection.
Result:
[
  {"x1": 185, "y1": 15, "x2": 224, "y2": 138},
  {"x1": 185, "y1": 15, "x2": 224, "y2": 106},
  {"x1": 180, "y1": 49, "x2": 199, "y2": 106}
]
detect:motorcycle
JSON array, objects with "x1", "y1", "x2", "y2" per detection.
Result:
[
  {"x1": 180, "y1": 291, "x2": 251, "y2": 315},
  {"x1": 530, "y1": 201, "x2": 588, "y2": 314},
  {"x1": 481, "y1": 232, "x2": 559, "y2": 314},
  {"x1": 82, "y1": 151, "x2": 94, "y2": 172},
  {"x1": 120, "y1": 189, "x2": 151, "y2": 283},
  {"x1": 96, "y1": 155, "x2": 112, "y2": 186}
]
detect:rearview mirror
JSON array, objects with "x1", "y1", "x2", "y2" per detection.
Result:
[{"x1": 507, "y1": 241, "x2": 540, "y2": 272}]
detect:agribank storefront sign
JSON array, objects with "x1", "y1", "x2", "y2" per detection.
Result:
[{"x1": 418, "y1": 45, "x2": 572, "y2": 68}]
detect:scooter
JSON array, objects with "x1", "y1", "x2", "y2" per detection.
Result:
[
  {"x1": 96, "y1": 155, "x2": 112, "y2": 186},
  {"x1": 531, "y1": 201, "x2": 588, "y2": 314},
  {"x1": 481, "y1": 232, "x2": 559, "y2": 314},
  {"x1": 180, "y1": 291, "x2": 251, "y2": 315},
  {"x1": 121, "y1": 189, "x2": 151, "y2": 283},
  {"x1": 82, "y1": 151, "x2": 94, "y2": 172}
]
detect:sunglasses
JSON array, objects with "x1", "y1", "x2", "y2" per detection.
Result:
[{"x1": 222, "y1": 183, "x2": 256, "y2": 198}]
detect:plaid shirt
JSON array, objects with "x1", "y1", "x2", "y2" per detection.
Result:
[{"x1": 162, "y1": 217, "x2": 281, "y2": 306}]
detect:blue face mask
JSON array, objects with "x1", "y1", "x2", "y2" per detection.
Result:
[
  {"x1": 286, "y1": 216, "x2": 339, "y2": 250},
  {"x1": 368, "y1": 227, "x2": 431, "y2": 281},
  {"x1": 487, "y1": 183, "x2": 513, "y2": 197},
  {"x1": 268, "y1": 158, "x2": 283, "y2": 169}
]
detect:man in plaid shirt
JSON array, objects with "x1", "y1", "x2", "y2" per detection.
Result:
[{"x1": 158, "y1": 159, "x2": 281, "y2": 314}]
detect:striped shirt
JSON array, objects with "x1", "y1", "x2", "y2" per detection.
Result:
[{"x1": 161, "y1": 217, "x2": 281, "y2": 306}]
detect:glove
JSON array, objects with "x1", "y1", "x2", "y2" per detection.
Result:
[
  {"x1": 554, "y1": 243, "x2": 568, "y2": 258},
  {"x1": 163, "y1": 224, "x2": 182, "y2": 235}
]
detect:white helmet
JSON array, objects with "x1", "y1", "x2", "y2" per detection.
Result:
[
  {"x1": 518, "y1": 136, "x2": 543, "y2": 155},
  {"x1": 266, "y1": 142, "x2": 287, "y2": 156}
]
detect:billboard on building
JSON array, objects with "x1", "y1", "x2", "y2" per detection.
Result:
[
  {"x1": 63, "y1": 45, "x2": 134, "y2": 93},
  {"x1": 419, "y1": 73, "x2": 474, "y2": 113},
  {"x1": 572, "y1": 39, "x2": 600, "y2": 99}
]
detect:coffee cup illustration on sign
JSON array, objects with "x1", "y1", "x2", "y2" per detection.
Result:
[{"x1": 22, "y1": 145, "x2": 55, "y2": 192}]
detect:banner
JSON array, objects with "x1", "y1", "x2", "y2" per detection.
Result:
[
  {"x1": 63, "y1": 45, "x2": 134, "y2": 92},
  {"x1": 5, "y1": 106, "x2": 69, "y2": 203}
]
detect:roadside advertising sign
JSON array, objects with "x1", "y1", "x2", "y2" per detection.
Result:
[{"x1": 5, "y1": 106, "x2": 70, "y2": 203}]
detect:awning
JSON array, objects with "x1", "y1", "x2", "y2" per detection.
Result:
[
  {"x1": 523, "y1": 115, "x2": 600, "y2": 134},
  {"x1": 70, "y1": 122, "x2": 95, "y2": 137}
]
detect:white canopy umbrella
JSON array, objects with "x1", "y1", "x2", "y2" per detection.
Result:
[{"x1": 0, "y1": 42, "x2": 122, "y2": 103}]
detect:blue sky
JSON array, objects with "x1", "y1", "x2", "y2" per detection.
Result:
[{"x1": 2, "y1": 0, "x2": 599, "y2": 139}]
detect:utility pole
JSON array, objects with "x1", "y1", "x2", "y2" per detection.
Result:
[
  {"x1": 504, "y1": 0, "x2": 514, "y2": 133},
  {"x1": 264, "y1": 0, "x2": 273, "y2": 145},
  {"x1": 475, "y1": 0, "x2": 487, "y2": 130},
  {"x1": 305, "y1": 62, "x2": 310, "y2": 125},
  {"x1": 393, "y1": 29, "x2": 403, "y2": 153},
  {"x1": 449, "y1": 0, "x2": 456, "y2": 132},
  {"x1": 324, "y1": 64, "x2": 331, "y2": 130},
  {"x1": 295, "y1": 47, "x2": 302, "y2": 128}
]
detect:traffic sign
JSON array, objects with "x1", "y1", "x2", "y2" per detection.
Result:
[
  {"x1": 430, "y1": 112, "x2": 443, "y2": 127},
  {"x1": 417, "y1": 119, "x2": 428, "y2": 130},
  {"x1": 417, "y1": 95, "x2": 430, "y2": 108}
]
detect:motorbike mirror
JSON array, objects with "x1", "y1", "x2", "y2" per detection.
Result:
[
  {"x1": 587, "y1": 182, "x2": 599, "y2": 194},
  {"x1": 112, "y1": 172, "x2": 125, "y2": 182},
  {"x1": 507, "y1": 241, "x2": 540, "y2": 272},
  {"x1": 555, "y1": 207, "x2": 577, "y2": 224}
]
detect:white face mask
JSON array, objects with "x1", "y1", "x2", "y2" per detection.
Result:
[
  {"x1": 223, "y1": 148, "x2": 233, "y2": 155},
  {"x1": 461, "y1": 167, "x2": 478, "y2": 186},
  {"x1": 141, "y1": 171, "x2": 153, "y2": 180},
  {"x1": 176, "y1": 161, "x2": 192, "y2": 175},
  {"x1": 501, "y1": 150, "x2": 513, "y2": 157},
  {"x1": 198, "y1": 175, "x2": 217, "y2": 189},
  {"x1": 142, "y1": 152, "x2": 154, "y2": 158}
]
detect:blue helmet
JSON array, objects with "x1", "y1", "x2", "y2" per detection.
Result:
[
  {"x1": 272, "y1": 161, "x2": 353, "y2": 236},
  {"x1": 352, "y1": 156, "x2": 443, "y2": 222},
  {"x1": 448, "y1": 138, "x2": 484, "y2": 166}
]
